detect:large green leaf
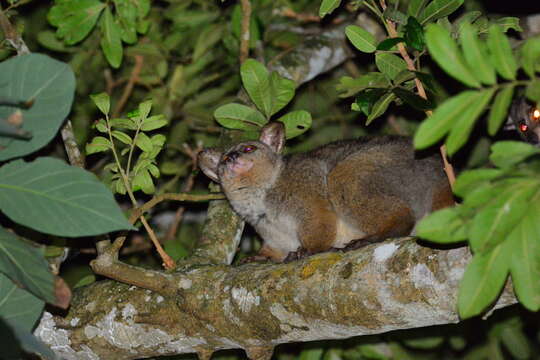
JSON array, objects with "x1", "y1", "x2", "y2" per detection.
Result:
[
  {"x1": 0, "y1": 54, "x2": 75, "y2": 161},
  {"x1": 0, "y1": 273, "x2": 44, "y2": 331},
  {"x1": 458, "y1": 243, "x2": 510, "y2": 318},
  {"x1": 460, "y1": 22, "x2": 496, "y2": 85},
  {"x1": 366, "y1": 92, "x2": 395, "y2": 125},
  {"x1": 425, "y1": 23, "x2": 480, "y2": 88},
  {"x1": 47, "y1": 0, "x2": 105, "y2": 45},
  {"x1": 101, "y1": 7, "x2": 123, "y2": 68},
  {"x1": 0, "y1": 157, "x2": 135, "y2": 237},
  {"x1": 114, "y1": 0, "x2": 138, "y2": 44},
  {"x1": 408, "y1": 0, "x2": 429, "y2": 17},
  {"x1": 416, "y1": 207, "x2": 468, "y2": 244},
  {"x1": 0, "y1": 227, "x2": 55, "y2": 303},
  {"x1": 240, "y1": 59, "x2": 272, "y2": 118},
  {"x1": 419, "y1": 0, "x2": 464, "y2": 24},
  {"x1": 345, "y1": 25, "x2": 376, "y2": 53},
  {"x1": 486, "y1": 25, "x2": 517, "y2": 80},
  {"x1": 214, "y1": 103, "x2": 267, "y2": 130},
  {"x1": 509, "y1": 200, "x2": 540, "y2": 311},
  {"x1": 414, "y1": 90, "x2": 487, "y2": 149},
  {"x1": 445, "y1": 88, "x2": 494, "y2": 155}
]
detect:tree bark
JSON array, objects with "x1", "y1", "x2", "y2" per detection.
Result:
[{"x1": 35, "y1": 238, "x2": 517, "y2": 360}]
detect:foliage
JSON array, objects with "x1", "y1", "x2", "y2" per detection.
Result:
[
  {"x1": 0, "y1": 53, "x2": 133, "y2": 358},
  {"x1": 87, "y1": 94, "x2": 167, "y2": 195}
]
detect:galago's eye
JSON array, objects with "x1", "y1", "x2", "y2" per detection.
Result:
[
  {"x1": 520, "y1": 123, "x2": 529, "y2": 132},
  {"x1": 242, "y1": 145, "x2": 257, "y2": 153},
  {"x1": 531, "y1": 107, "x2": 540, "y2": 123}
]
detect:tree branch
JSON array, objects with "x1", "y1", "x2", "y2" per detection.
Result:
[{"x1": 36, "y1": 238, "x2": 517, "y2": 360}]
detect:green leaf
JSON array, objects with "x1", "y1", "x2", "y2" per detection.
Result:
[
  {"x1": 0, "y1": 54, "x2": 75, "y2": 161},
  {"x1": 100, "y1": 7, "x2": 123, "y2": 68},
  {"x1": 376, "y1": 37, "x2": 405, "y2": 51},
  {"x1": 486, "y1": 25, "x2": 517, "y2": 80},
  {"x1": 114, "y1": 0, "x2": 138, "y2": 44},
  {"x1": 141, "y1": 115, "x2": 168, "y2": 131},
  {"x1": 337, "y1": 73, "x2": 390, "y2": 97},
  {"x1": 366, "y1": 92, "x2": 396, "y2": 125},
  {"x1": 86, "y1": 136, "x2": 112, "y2": 155},
  {"x1": 47, "y1": 0, "x2": 105, "y2": 45},
  {"x1": 520, "y1": 37, "x2": 540, "y2": 78},
  {"x1": 490, "y1": 141, "x2": 540, "y2": 168},
  {"x1": 111, "y1": 130, "x2": 132, "y2": 144},
  {"x1": 299, "y1": 348, "x2": 324, "y2": 360},
  {"x1": 269, "y1": 72, "x2": 296, "y2": 116},
  {"x1": 132, "y1": 168, "x2": 155, "y2": 194},
  {"x1": 0, "y1": 227, "x2": 55, "y2": 304},
  {"x1": 394, "y1": 70, "x2": 416, "y2": 85},
  {"x1": 231, "y1": 5, "x2": 260, "y2": 49},
  {"x1": 0, "y1": 157, "x2": 135, "y2": 237},
  {"x1": 319, "y1": 0, "x2": 342, "y2": 18},
  {"x1": 392, "y1": 87, "x2": 433, "y2": 111},
  {"x1": 446, "y1": 88, "x2": 495, "y2": 155},
  {"x1": 408, "y1": 0, "x2": 429, "y2": 17},
  {"x1": 488, "y1": 86, "x2": 514, "y2": 136},
  {"x1": 90, "y1": 92, "x2": 111, "y2": 115},
  {"x1": 214, "y1": 103, "x2": 267, "y2": 130},
  {"x1": 375, "y1": 53, "x2": 408, "y2": 81},
  {"x1": 404, "y1": 16, "x2": 425, "y2": 51},
  {"x1": 135, "y1": 132, "x2": 153, "y2": 152},
  {"x1": 453, "y1": 168, "x2": 503, "y2": 197},
  {"x1": 138, "y1": 99, "x2": 152, "y2": 121},
  {"x1": 494, "y1": 17, "x2": 523, "y2": 33},
  {"x1": 277, "y1": 110, "x2": 312, "y2": 139},
  {"x1": 525, "y1": 79, "x2": 540, "y2": 103},
  {"x1": 240, "y1": 59, "x2": 272, "y2": 118},
  {"x1": 193, "y1": 24, "x2": 224, "y2": 61},
  {"x1": 355, "y1": 89, "x2": 387, "y2": 116},
  {"x1": 416, "y1": 207, "x2": 468, "y2": 244},
  {"x1": 414, "y1": 90, "x2": 488, "y2": 150},
  {"x1": 460, "y1": 22, "x2": 496, "y2": 85},
  {"x1": 0, "y1": 273, "x2": 43, "y2": 331},
  {"x1": 458, "y1": 243, "x2": 510, "y2": 318},
  {"x1": 110, "y1": 118, "x2": 137, "y2": 130},
  {"x1": 509, "y1": 201, "x2": 540, "y2": 311},
  {"x1": 345, "y1": 25, "x2": 376, "y2": 53},
  {"x1": 425, "y1": 23, "x2": 480, "y2": 88},
  {"x1": 383, "y1": 8, "x2": 408, "y2": 24},
  {"x1": 469, "y1": 182, "x2": 536, "y2": 252},
  {"x1": 419, "y1": 0, "x2": 464, "y2": 24}
]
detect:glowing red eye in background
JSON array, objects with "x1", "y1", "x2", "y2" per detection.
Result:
[{"x1": 520, "y1": 123, "x2": 529, "y2": 132}]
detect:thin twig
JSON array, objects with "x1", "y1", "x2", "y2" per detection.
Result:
[
  {"x1": 129, "y1": 192, "x2": 225, "y2": 224},
  {"x1": 112, "y1": 55, "x2": 144, "y2": 118},
  {"x1": 0, "y1": 8, "x2": 29, "y2": 55},
  {"x1": 379, "y1": 0, "x2": 456, "y2": 188},
  {"x1": 239, "y1": 0, "x2": 251, "y2": 63}
]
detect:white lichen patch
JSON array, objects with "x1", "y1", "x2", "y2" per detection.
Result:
[
  {"x1": 85, "y1": 301, "x2": 96, "y2": 312},
  {"x1": 178, "y1": 277, "x2": 192, "y2": 289},
  {"x1": 70, "y1": 317, "x2": 80, "y2": 327},
  {"x1": 35, "y1": 312, "x2": 100, "y2": 360},
  {"x1": 128, "y1": 286, "x2": 137, "y2": 291},
  {"x1": 122, "y1": 303, "x2": 137, "y2": 320},
  {"x1": 156, "y1": 295, "x2": 164, "y2": 303},
  {"x1": 373, "y1": 243, "x2": 399, "y2": 262},
  {"x1": 222, "y1": 298, "x2": 241, "y2": 325},
  {"x1": 231, "y1": 287, "x2": 260, "y2": 313},
  {"x1": 270, "y1": 303, "x2": 371, "y2": 342},
  {"x1": 145, "y1": 295, "x2": 151, "y2": 302}
]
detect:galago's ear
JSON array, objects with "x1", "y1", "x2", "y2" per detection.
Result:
[
  {"x1": 259, "y1": 122, "x2": 285, "y2": 154},
  {"x1": 198, "y1": 149, "x2": 222, "y2": 183}
]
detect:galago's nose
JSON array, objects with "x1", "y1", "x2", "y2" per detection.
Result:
[{"x1": 222, "y1": 151, "x2": 239, "y2": 163}]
